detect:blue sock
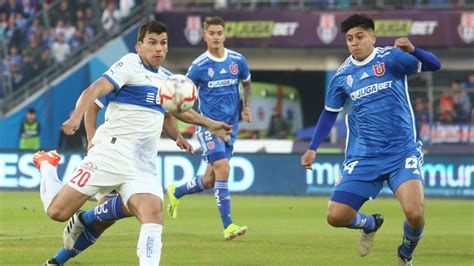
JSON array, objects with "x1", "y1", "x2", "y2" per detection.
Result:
[
  {"x1": 214, "y1": 180, "x2": 233, "y2": 228},
  {"x1": 347, "y1": 213, "x2": 375, "y2": 232},
  {"x1": 54, "y1": 226, "x2": 101, "y2": 264},
  {"x1": 174, "y1": 175, "x2": 205, "y2": 199},
  {"x1": 81, "y1": 196, "x2": 126, "y2": 226},
  {"x1": 400, "y1": 221, "x2": 423, "y2": 259}
]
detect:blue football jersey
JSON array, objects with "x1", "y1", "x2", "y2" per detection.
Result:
[
  {"x1": 186, "y1": 48, "x2": 251, "y2": 131},
  {"x1": 326, "y1": 47, "x2": 421, "y2": 158}
]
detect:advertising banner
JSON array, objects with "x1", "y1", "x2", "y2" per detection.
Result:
[
  {"x1": 419, "y1": 123, "x2": 474, "y2": 144},
  {"x1": 155, "y1": 11, "x2": 474, "y2": 48},
  {"x1": 1, "y1": 152, "x2": 472, "y2": 198}
]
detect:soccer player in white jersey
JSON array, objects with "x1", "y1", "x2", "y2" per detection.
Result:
[
  {"x1": 300, "y1": 14, "x2": 440, "y2": 265},
  {"x1": 39, "y1": 93, "x2": 196, "y2": 265},
  {"x1": 166, "y1": 16, "x2": 253, "y2": 240},
  {"x1": 33, "y1": 20, "x2": 232, "y2": 266}
]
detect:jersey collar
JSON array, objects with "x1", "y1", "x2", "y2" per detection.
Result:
[
  {"x1": 350, "y1": 47, "x2": 377, "y2": 66},
  {"x1": 137, "y1": 54, "x2": 159, "y2": 73},
  {"x1": 206, "y1": 48, "x2": 228, "y2": 62}
]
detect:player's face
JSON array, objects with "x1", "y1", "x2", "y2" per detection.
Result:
[
  {"x1": 204, "y1": 25, "x2": 225, "y2": 51},
  {"x1": 136, "y1": 32, "x2": 168, "y2": 68},
  {"x1": 345, "y1": 27, "x2": 376, "y2": 61}
]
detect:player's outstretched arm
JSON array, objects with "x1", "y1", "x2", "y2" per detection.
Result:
[
  {"x1": 300, "y1": 110, "x2": 339, "y2": 169},
  {"x1": 394, "y1": 37, "x2": 441, "y2": 71},
  {"x1": 173, "y1": 109, "x2": 232, "y2": 140},
  {"x1": 62, "y1": 77, "x2": 115, "y2": 135},
  {"x1": 163, "y1": 113, "x2": 194, "y2": 154}
]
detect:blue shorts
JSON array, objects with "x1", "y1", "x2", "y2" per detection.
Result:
[
  {"x1": 196, "y1": 128, "x2": 235, "y2": 164},
  {"x1": 332, "y1": 147, "x2": 424, "y2": 201}
]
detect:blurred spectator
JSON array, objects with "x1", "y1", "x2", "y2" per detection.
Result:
[
  {"x1": 437, "y1": 89, "x2": 457, "y2": 123},
  {"x1": 215, "y1": 0, "x2": 228, "y2": 9},
  {"x1": 465, "y1": 73, "x2": 474, "y2": 89},
  {"x1": 101, "y1": 1, "x2": 121, "y2": 33},
  {"x1": 19, "y1": 108, "x2": 40, "y2": 150},
  {"x1": 267, "y1": 107, "x2": 292, "y2": 139},
  {"x1": 120, "y1": 0, "x2": 135, "y2": 17},
  {"x1": 22, "y1": 0, "x2": 36, "y2": 18},
  {"x1": 9, "y1": 62, "x2": 24, "y2": 90},
  {"x1": 451, "y1": 80, "x2": 472, "y2": 123},
  {"x1": 51, "y1": 32, "x2": 71, "y2": 63},
  {"x1": 414, "y1": 96, "x2": 430, "y2": 136}
]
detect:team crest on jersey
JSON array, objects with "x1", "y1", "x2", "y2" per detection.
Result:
[
  {"x1": 346, "y1": 75, "x2": 353, "y2": 87},
  {"x1": 184, "y1": 16, "x2": 203, "y2": 46},
  {"x1": 316, "y1": 14, "x2": 338, "y2": 45},
  {"x1": 229, "y1": 63, "x2": 239, "y2": 75},
  {"x1": 81, "y1": 161, "x2": 97, "y2": 172},
  {"x1": 207, "y1": 140, "x2": 216, "y2": 150},
  {"x1": 208, "y1": 67, "x2": 214, "y2": 78},
  {"x1": 457, "y1": 12, "x2": 474, "y2": 44},
  {"x1": 372, "y1": 63, "x2": 385, "y2": 76}
]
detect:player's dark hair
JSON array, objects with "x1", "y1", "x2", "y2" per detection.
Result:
[
  {"x1": 137, "y1": 20, "x2": 167, "y2": 42},
  {"x1": 204, "y1": 16, "x2": 225, "y2": 30},
  {"x1": 27, "y1": 108, "x2": 36, "y2": 114},
  {"x1": 340, "y1": 14, "x2": 374, "y2": 34}
]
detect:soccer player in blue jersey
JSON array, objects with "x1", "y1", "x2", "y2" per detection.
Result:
[
  {"x1": 34, "y1": 20, "x2": 232, "y2": 266},
  {"x1": 166, "y1": 16, "x2": 252, "y2": 240},
  {"x1": 300, "y1": 14, "x2": 440, "y2": 265}
]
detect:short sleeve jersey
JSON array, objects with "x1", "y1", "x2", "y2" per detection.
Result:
[
  {"x1": 92, "y1": 53, "x2": 172, "y2": 172},
  {"x1": 186, "y1": 48, "x2": 251, "y2": 133}
]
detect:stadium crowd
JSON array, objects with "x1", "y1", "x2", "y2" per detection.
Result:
[{"x1": 0, "y1": 0, "x2": 136, "y2": 99}]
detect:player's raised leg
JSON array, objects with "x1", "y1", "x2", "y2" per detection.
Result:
[
  {"x1": 33, "y1": 150, "x2": 90, "y2": 222},
  {"x1": 395, "y1": 180, "x2": 424, "y2": 266}
]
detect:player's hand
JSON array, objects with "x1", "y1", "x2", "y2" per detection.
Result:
[
  {"x1": 62, "y1": 116, "x2": 82, "y2": 135},
  {"x1": 241, "y1": 106, "x2": 253, "y2": 123},
  {"x1": 394, "y1": 37, "x2": 415, "y2": 53},
  {"x1": 208, "y1": 121, "x2": 232, "y2": 142},
  {"x1": 301, "y1": 150, "x2": 317, "y2": 170},
  {"x1": 176, "y1": 135, "x2": 194, "y2": 155}
]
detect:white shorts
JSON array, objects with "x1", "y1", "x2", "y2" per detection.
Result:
[{"x1": 67, "y1": 145, "x2": 163, "y2": 205}]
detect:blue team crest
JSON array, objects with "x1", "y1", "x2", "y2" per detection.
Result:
[
  {"x1": 184, "y1": 16, "x2": 203, "y2": 46},
  {"x1": 208, "y1": 67, "x2": 214, "y2": 78},
  {"x1": 229, "y1": 63, "x2": 239, "y2": 75},
  {"x1": 316, "y1": 14, "x2": 338, "y2": 45},
  {"x1": 457, "y1": 12, "x2": 474, "y2": 44}
]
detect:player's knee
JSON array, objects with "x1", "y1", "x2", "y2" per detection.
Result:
[
  {"x1": 46, "y1": 207, "x2": 69, "y2": 222},
  {"x1": 214, "y1": 165, "x2": 230, "y2": 179},
  {"x1": 202, "y1": 177, "x2": 215, "y2": 189},
  {"x1": 326, "y1": 212, "x2": 350, "y2": 227},
  {"x1": 405, "y1": 207, "x2": 424, "y2": 227}
]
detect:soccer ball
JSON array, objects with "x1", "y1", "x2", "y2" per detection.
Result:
[{"x1": 159, "y1": 74, "x2": 197, "y2": 113}]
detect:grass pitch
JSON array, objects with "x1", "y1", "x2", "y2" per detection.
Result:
[{"x1": 0, "y1": 191, "x2": 473, "y2": 265}]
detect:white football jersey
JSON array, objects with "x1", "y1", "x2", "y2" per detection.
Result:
[{"x1": 91, "y1": 53, "x2": 172, "y2": 173}]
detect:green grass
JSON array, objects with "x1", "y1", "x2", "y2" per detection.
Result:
[{"x1": 0, "y1": 192, "x2": 473, "y2": 265}]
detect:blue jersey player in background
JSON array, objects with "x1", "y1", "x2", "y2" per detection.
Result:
[
  {"x1": 300, "y1": 14, "x2": 440, "y2": 265},
  {"x1": 167, "y1": 16, "x2": 252, "y2": 241}
]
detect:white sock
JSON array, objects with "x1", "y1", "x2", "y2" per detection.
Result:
[
  {"x1": 137, "y1": 223, "x2": 163, "y2": 266},
  {"x1": 39, "y1": 162, "x2": 63, "y2": 212}
]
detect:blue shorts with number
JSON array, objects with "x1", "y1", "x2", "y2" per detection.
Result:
[
  {"x1": 333, "y1": 147, "x2": 424, "y2": 200},
  {"x1": 196, "y1": 128, "x2": 236, "y2": 164}
]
